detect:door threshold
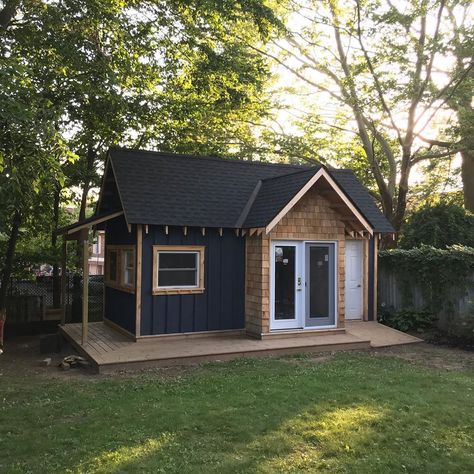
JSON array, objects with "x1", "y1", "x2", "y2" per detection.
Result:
[{"x1": 262, "y1": 327, "x2": 346, "y2": 340}]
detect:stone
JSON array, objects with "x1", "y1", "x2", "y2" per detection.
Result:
[
  {"x1": 58, "y1": 361, "x2": 70, "y2": 371},
  {"x1": 41, "y1": 358, "x2": 52, "y2": 367}
]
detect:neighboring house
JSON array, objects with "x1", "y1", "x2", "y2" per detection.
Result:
[
  {"x1": 89, "y1": 231, "x2": 105, "y2": 275},
  {"x1": 59, "y1": 148, "x2": 394, "y2": 343}
]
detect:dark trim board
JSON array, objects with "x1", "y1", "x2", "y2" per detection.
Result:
[{"x1": 368, "y1": 236, "x2": 375, "y2": 321}]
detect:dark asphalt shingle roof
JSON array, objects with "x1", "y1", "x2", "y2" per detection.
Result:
[
  {"x1": 105, "y1": 148, "x2": 393, "y2": 233},
  {"x1": 243, "y1": 169, "x2": 318, "y2": 228},
  {"x1": 331, "y1": 170, "x2": 394, "y2": 233}
]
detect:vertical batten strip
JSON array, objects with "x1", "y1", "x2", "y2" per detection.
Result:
[
  {"x1": 373, "y1": 234, "x2": 379, "y2": 319},
  {"x1": 135, "y1": 224, "x2": 142, "y2": 339}
]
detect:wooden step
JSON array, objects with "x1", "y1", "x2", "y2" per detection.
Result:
[{"x1": 259, "y1": 328, "x2": 346, "y2": 340}]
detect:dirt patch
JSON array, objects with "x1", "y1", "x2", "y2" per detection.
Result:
[
  {"x1": 0, "y1": 335, "x2": 98, "y2": 380},
  {"x1": 372, "y1": 342, "x2": 474, "y2": 371}
]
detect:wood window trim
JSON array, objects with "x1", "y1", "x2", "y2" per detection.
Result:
[
  {"x1": 152, "y1": 245, "x2": 205, "y2": 295},
  {"x1": 105, "y1": 245, "x2": 136, "y2": 294}
]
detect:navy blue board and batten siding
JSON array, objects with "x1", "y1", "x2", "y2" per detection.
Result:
[
  {"x1": 140, "y1": 226, "x2": 245, "y2": 336},
  {"x1": 103, "y1": 215, "x2": 136, "y2": 334}
]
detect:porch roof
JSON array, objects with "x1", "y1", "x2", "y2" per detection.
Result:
[{"x1": 56, "y1": 211, "x2": 124, "y2": 239}]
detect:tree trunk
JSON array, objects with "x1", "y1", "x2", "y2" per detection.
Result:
[
  {"x1": 461, "y1": 149, "x2": 474, "y2": 212},
  {"x1": 78, "y1": 144, "x2": 95, "y2": 221},
  {"x1": 0, "y1": 210, "x2": 22, "y2": 351},
  {"x1": 0, "y1": 0, "x2": 20, "y2": 30},
  {"x1": 52, "y1": 185, "x2": 61, "y2": 308}
]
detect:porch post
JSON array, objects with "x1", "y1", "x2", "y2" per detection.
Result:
[
  {"x1": 82, "y1": 236, "x2": 89, "y2": 345},
  {"x1": 60, "y1": 237, "x2": 67, "y2": 326}
]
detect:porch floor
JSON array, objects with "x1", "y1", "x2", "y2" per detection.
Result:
[{"x1": 59, "y1": 321, "x2": 421, "y2": 373}]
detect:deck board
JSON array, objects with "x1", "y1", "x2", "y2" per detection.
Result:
[
  {"x1": 59, "y1": 321, "x2": 420, "y2": 372},
  {"x1": 345, "y1": 321, "x2": 422, "y2": 347}
]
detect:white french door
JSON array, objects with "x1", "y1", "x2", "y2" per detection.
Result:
[
  {"x1": 270, "y1": 241, "x2": 337, "y2": 330},
  {"x1": 270, "y1": 241, "x2": 303, "y2": 329}
]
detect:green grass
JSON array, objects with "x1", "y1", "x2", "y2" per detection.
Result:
[{"x1": 1, "y1": 353, "x2": 473, "y2": 473}]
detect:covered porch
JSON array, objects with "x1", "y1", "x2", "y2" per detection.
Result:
[{"x1": 59, "y1": 320, "x2": 422, "y2": 373}]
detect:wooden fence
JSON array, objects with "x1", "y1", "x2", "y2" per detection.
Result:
[{"x1": 378, "y1": 267, "x2": 474, "y2": 329}]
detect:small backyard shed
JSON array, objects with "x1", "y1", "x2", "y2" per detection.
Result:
[{"x1": 57, "y1": 148, "x2": 400, "y2": 369}]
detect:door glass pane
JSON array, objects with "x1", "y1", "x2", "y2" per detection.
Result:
[
  {"x1": 274, "y1": 246, "x2": 295, "y2": 320},
  {"x1": 309, "y1": 246, "x2": 330, "y2": 319}
]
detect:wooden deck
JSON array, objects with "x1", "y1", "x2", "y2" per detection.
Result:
[
  {"x1": 345, "y1": 321, "x2": 422, "y2": 348},
  {"x1": 59, "y1": 321, "x2": 421, "y2": 373}
]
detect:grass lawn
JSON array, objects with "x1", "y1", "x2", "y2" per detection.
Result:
[{"x1": 1, "y1": 348, "x2": 473, "y2": 473}]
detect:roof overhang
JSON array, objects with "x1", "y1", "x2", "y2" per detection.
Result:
[
  {"x1": 265, "y1": 167, "x2": 373, "y2": 235},
  {"x1": 56, "y1": 211, "x2": 124, "y2": 240}
]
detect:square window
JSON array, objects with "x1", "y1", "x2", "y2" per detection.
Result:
[
  {"x1": 105, "y1": 246, "x2": 135, "y2": 292},
  {"x1": 153, "y1": 246, "x2": 205, "y2": 294}
]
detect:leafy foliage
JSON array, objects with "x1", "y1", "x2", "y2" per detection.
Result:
[
  {"x1": 400, "y1": 202, "x2": 474, "y2": 249},
  {"x1": 378, "y1": 307, "x2": 436, "y2": 332},
  {"x1": 379, "y1": 245, "x2": 474, "y2": 318},
  {"x1": 0, "y1": 0, "x2": 280, "y2": 297},
  {"x1": 258, "y1": 0, "x2": 473, "y2": 230}
]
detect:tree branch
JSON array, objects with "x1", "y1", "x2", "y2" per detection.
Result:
[
  {"x1": 355, "y1": 0, "x2": 403, "y2": 146},
  {"x1": 411, "y1": 148, "x2": 462, "y2": 165}
]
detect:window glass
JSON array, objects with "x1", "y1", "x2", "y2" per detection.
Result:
[
  {"x1": 158, "y1": 252, "x2": 198, "y2": 288},
  {"x1": 123, "y1": 249, "x2": 134, "y2": 286},
  {"x1": 108, "y1": 250, "x2": 118, "y2": 282}
]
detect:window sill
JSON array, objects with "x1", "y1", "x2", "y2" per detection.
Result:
[
  {"x1": 152, "y1": 287, "x2": 205, "y2": 296},
  {"x1": 105, "y1": 282, "x2": 136, "y2": 294}
]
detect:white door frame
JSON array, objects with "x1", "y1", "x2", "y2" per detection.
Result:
[
  {"x1": 269, "y1": 241, "x2": 303, "y2": 329},
  {"x1": 270, "y1": 240, "x2": 338, "y2": 331},
  {"x1": 345, "y1": 240, "x2": 364, "y2": 320}
]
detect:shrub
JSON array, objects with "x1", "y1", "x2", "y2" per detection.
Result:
[
  {"x1": 400, "y1": 202, "x2": 474, "y2": 249},
  {"x1": 378, "y1": 306, "x2": 436, "y2": 332}
]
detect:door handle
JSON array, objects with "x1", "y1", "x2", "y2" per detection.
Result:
[{"x1": 357, "y1": 284, "x2": 361, "y2": 287}]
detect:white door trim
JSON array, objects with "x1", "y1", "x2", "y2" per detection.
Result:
[
  {"x1": 345, "y1": 240, "x2": 364, "y2": 320},
  {"x1": 269, "y1": 240, "x2": 338, "y2": 331},
  {"x1": 270, "y1": 241, "x2": 303, "y2": 329}
]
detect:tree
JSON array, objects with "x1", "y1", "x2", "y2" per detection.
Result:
[
  {"x1": 9, "y1": 0, "x2": 279, "y2": 221},
  {"x1": 250, "y1": 0, "x2": 473, "y2": 230},
  {"x1": 0, "y1": 56, "x2": 71, "y2": 350},
  {"x1": 0, "y1": 0, "x2": 279, "y2": 350}
]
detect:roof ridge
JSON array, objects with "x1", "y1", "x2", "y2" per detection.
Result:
[
  {"x1": 109, "y1": 146, "x2": 308, "y2": 170},
  {"x1": 260, "y1": 167, "x2": 319, "y2": 183},
  {"x1": 235, "y1": 180, "x2": 263, "y2": 228}
]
